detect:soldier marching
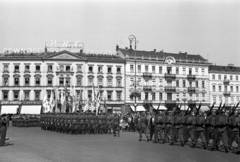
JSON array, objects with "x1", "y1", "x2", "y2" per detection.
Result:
[{"x1": 134, "y1": 102, "x2": 240, "y2": 154}]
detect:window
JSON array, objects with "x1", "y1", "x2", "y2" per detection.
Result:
[
  {"x1": 3, "y1": 64, "x2": 8, "y2": 72},
  {"x1": 237, "y1": 86, "x2": 239, "y2": 92},
  {"x1": 13, "y1": 91, "x2": 19, "y2": 100},
  {"x1": 167, "y1": 67, "x2": 172, "y2": 74},
  {"x1": 213, "y1": 96, "x2": 216, "y2": 103},
  {"x1": 152, "y1": 92, "x2": 155, "y2": 101},
  {"x1": 189, "y1": 81, "x2": 192, "y2": 87},
  {"x1": 145, "y1": 92, "x2": 148, "y2": 100},
  {"x1": 212, "y1": 74, "x2": 215, "y2": 80},
  {"x1": 236, "y1": 75, "x2": 239, "y2": 81},
  {"x1": 230, "y1": 75, "x2": 233, "y2": 81},
  {"x1": 88, "y1": 77, "x2": 93, "y2": 86},
  {"x1": 35, "y1": 90, "x2": 40, "y2": 101},
  {"x1": 196, "y1": 81, "x2": 198, "y2": 88},
  {"x1": 224, "y1": 85, "x2": 227, "y2": 91},
  {"x1": 66, "y1": 78, "x2": 70, "y2": 86},
  {"x1": 107, "y1": 67, "x2": 112, "y2": 73},
  {"x1": 195, "y1": 67, "x2": 198, "y2": 74},
  {"x1": 183, "y1": 80, "x2": 186, "y2": 88},
  {"x1": 176, "y1": 80, "x2": 179, "y2": 87},
  {"x1": 77, "y1": 77, "x2": 82, "y2": 86},
  {"x1": 130, "y1": 65, "x2": 134, "y2": 73},
  {"x1": 176, "y1": 67, "x2": 179, "y2": 74},
  {"x1": 66, "y1": 65, "x2": 71, "y2": 72},
  {"x1": 159, "y1": 93, "x2": 162, "y2": 100},
  {"x1": 35, "y1": 77, "x2": 41, "y2": 86},
  {"x1": 219, "y1": 85, "x2": 222, "y2": 92},
  {"x1": 116, "y1": 78, "x2": 122, "y2": 87},
  {"x1": 202, "y1": 81, "x2": 205, "y2": 88},
  {"x1": 117, "y1": 91, "x2": 122, "y2": 101},
  {"x1": 59, "y1": 77, "x2": 64, "y2": 86},
  {"x1": 201, "y1": 68, "x2": 205, "y2": 75},
  {"x1": 107, "y1": 91, "x2": 112, "y2": 101},
  {"x1": 107, "y1": 77, "x2": 113, "y2": 87},
  {"x1": 88, "y1": 90, "x2": 92, "y2": 101},
  {"x1": 145, "y1": 65, "x2": 148, "y2": 72},
  {"x1": 24, "y1": 91, "x2": 30, "y2": 101},
  {"x1": 14, "y1": 77, "x2": 19, "y2": 86},
  {"x1": 3, "y1": 77, "x2": 9, "y2": 86},
  {"x1": 117, "y1": 67, "x2": 121, "y2": 73},
  {"x1": 224, "y1": 75, "x2": 227, "y2": 80},
  {"x1": 25, "y1": 64, "x2": 30, "y2": 72},
  {"x1": 98, "y1": 66, "x2": 103, "y2": 73},
  {"x1": 3, "y1": 91, "x2": 8, "y2": 101},
  {"x1": 213, "y1": 85, "x2": 216, "y2": 92},
  {"x1": 231, "y1": 86, "x2": 233, "y2": 92},
  {"x1": 25, "y1": 77, "x2": 30, "y2": 86},
  {"x1": 218, "y1": 74, "x2": 221, "y2": 80},
  {"x1": 14, "y1": 65, "x2": 19, "y2": 72},
  {"x1": 97, "y1": 77, "x2": 103, "y2": 86},
  {"x1": 47, "y1": 78, "x2": 53, "y2": 86},
  {"x1": 35, "y1": 65, "x2": 41, "y2": 72},
  {"x1": 77, "y1": 64, "x2": 82, "y2": 72},
  {"x1": 189, "y1": 68, "x2": 192, "y2": 75},
  {"x1": 88, "y1": 66, "x2": 93, "y2": 73},
  {"x1": 183, "y1": 67, "x2": 186, "y2": 74},
  {"x1": 48, "y1": 65, "x2": 53, "y2": 72},
  {"x1": 152, "y1": 66, "x2": 155, "y2": 73},
  {"x1": 138, "y1": 65, "x2": 141, "y2": 73},
  {"x1": 159, "y1": 66, "x2": 162, "y2": 74}
]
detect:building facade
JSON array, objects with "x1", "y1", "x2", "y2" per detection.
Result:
[
  {"x1": 209, "y1": 65, "x2": 240, "y2": 107},
  {"x1": 0, "y1": 49, "x2": 125, "y2": 113},
  {"x1": 116, "y1": 46, "x2": 210, "y2": 110}
]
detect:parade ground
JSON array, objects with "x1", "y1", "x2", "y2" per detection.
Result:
[{"x1": 0, "y1": 127, "x2": 239, "y2": 162}]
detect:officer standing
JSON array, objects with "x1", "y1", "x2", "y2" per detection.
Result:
[{"x1": 0, "y1": 115, "x2": 9, "y2": 146}]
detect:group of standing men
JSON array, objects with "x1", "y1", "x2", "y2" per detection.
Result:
[
  {"x1": 135, "y1": 103, "x2": 240, "y2": 154},
  {"x1": 40, "y1": 112, "x2": 121, "y2": 137}
]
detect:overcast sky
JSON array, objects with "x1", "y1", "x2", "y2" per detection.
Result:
[{"x1": 0, "y1": 0, "x2": 239, "y2": 66}]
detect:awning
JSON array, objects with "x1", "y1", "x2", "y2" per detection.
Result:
[
  {"x1": 0, "y1": 105, "x2": 19, "y2": 114},
  {"x1": 20, "y1": 105, "x2": 41, "y2": 114},
  {"x1": 200, "y1": 106, "x2": 209, "y2": 111},
  {"x1": 130, "y1": 105, "x2": 146, "y2": 112},
  {"x1": 153, "y1": 105, "x2": 167, "y2": 110}
]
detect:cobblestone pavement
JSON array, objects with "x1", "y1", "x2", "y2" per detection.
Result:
[{"x1": 0, "y1": 127, "x2": 239, "y2": 162}]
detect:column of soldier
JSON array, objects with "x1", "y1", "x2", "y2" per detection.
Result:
[
  {"x1": 135, "y1": 103, "x2": 240, "y2": 154},
  {"x1": 40, "y1": 112, "x2": 121, "y2": 136}
]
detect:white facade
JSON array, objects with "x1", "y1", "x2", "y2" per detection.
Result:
[
  {"x1": 0, "y1": 50, "x2": 125, "y2": 112},
  {"x1": 209, "y1": 65, "x2": 240, "y2": 106}
]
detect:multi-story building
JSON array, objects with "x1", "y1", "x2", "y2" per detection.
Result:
[
  {"x1": 209, "y1": 64, "x2": 240, "y2": 107},
  {"x1": 0, "y1": 49, "x2": 125, "y2": 113},
  {"x1": 116, "y1": 45, "x2": 210, "y2": 110}
]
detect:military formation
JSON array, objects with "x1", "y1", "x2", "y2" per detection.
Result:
[
  {"x1": 12, "y1": 114, "x2": 40, "y2": 127},
  {"x1": 40, "y1": 112, "x2": 120, "y2": 136},
  {"x1": 134, "y1": 103, "x2": 240, "y2": 154}
]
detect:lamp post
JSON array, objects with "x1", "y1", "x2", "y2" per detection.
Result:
[{"x1": 128, "y1": 35, "x2": 137, "y2": 112}]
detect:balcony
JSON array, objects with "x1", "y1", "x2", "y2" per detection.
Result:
[
  {"x1": 188, "y1": 87, "x2": 196, "y2": 93},
  {"x1": 223, "y1": 91, "x2": 231, "y2": 97},
  {"x1": 56, "y1": 69, "x2": 74, "y2": 75},
  {"x1": 187, "y1": 74, "x2": 196, "y2": 80},
  {"x1": 164, "y1": 73, "x2": 176, "y2": 80},
  {"x1": 223, "y1": 79, "x2": 230, "y2": 85},
  {"x1": 164, "y1": 86, "x2": 176, "y2": 92},
  {"x1": 143, "y1": 85, "x2": 152, "y2": 92},
  {"x1": 143, "y1": 72, "x2": 152, "y2": 81}
]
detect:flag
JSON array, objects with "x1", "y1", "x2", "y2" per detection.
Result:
[{"x1": 42, "y1": 94, "x2": 48, "y2": 113}]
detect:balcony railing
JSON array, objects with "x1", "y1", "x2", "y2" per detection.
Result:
[
  {"x1": 143, "y1": 86, "x2": 152, "y2": 92},
  {"x1": 188, "y1": 87, "x2": 196, "y2": 93},
  {"x1": 223, "y1": 79, "x2": 230, "y2": 85},
  {"x1": 164, "y1": 73, "x2": 176, "y2": 80},
  {"x1": 223, "y1": 91, "x2": 231, "y2": 96},
  {"x1": 164, "y1": 86, "x2": 176, "y2": 92},
  {"x1": 187, "y1": 74, "x2": 196, "y2": 80},
  {"x1": 143, "y1": 72, "x2": 152, "y2": 78}
]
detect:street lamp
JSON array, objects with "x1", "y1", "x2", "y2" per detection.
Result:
[{"x1": 128, "y1": 35, "x2": 137, "y2": 112}]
